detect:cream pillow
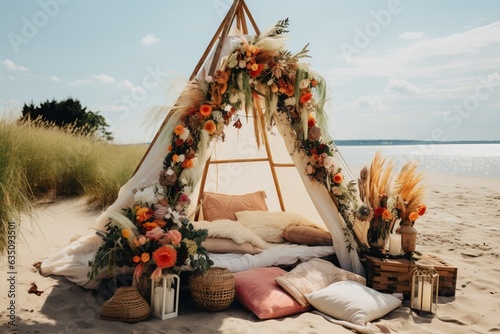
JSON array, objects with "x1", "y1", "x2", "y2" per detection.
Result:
[
  {"x1": 283, "y1": 225, "x2": 332, "y2": 246},
  {"x1": 274, "y1": 258, "x2": 366, "y2": 306},
  {"x1": 305, "y1": 281, "x2": 401, "y2": 326},
  {"x1": 202, "y1": 238, "x2": 262, "y2": 254},
  {"x1": 235, "y1": 210, "x2": 319, "y2": 243}
]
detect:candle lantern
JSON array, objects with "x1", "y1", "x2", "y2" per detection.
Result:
[
  {"x1": 410, "y1": 262, "x2": 439, "y2": 314},
  {"x1": 150, "y1": 273, "x2": 180, "y2": 320}
]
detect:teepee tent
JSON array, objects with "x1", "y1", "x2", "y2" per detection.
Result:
[{"x1": 41, "y1": 0, "x2": 369, "y2": 289}]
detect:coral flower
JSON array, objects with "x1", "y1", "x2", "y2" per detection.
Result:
[
  {"x1": 121, "y1": 229, "x2": 131, "y2": 239},
  {"x1": 141, "y1": 252, "x2": 150, "y2": 263},
  {"x1": 134, "y1": 262, "x2": 144, "y2": 282},
  {"x1": 154, "y1": 219, "x2": 167, "y2": 228},
  {"x1": 167, "y1": 145, "x2": 172, "y2": 152},
  {"x1": 182, "y1": 159, "x2": 194, "y2": 168},
  {"x1": 300, "y1": 92, "x2": 313, "y2": 104},
  {"x1": 203, "y1": 120, "x2": 216, "y2": 134},
  {"x1": 409, "y1": 211, "x2": 420, "y2": 222},
  {"x1": 382, "y1": 209, "x2": 392, "y2": 221},
  {"x1": 152, "y1": 245, "x2": 177, "y2": 269},
  {"x1": 132, "y1": 255, "x2": 141, "y2": 263},
  {"x1": 136, "y1": 206, "x2": 154, "y2": 223},
  {"x1": 146, "y1": 226, "x2": 164, "y2": 240},
  {"x1": 333, "y1": 173, "x2": 343, "y2": 184},
  {"x1": 166, "y1": 230, "x2": 182, "y2": 246},
  {"x1": 172, "y1": 154, "x2": 179, "y2": 162},
  {"x1": 142, "y1": 222, "x2": 158, "y2": 231},
  {"x1": 418, "y1": 204, "x2": 427, "y2": 216},
  {"x1": 199, "y1": 104, "x2": 212, "y2": 117},
  {"x1": 174, "y1": 124, "x2": 184, "y2": 136}
]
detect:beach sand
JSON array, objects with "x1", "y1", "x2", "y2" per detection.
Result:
[{"x1": 1, "y1": 171, "x2": 499, "y2": 333}]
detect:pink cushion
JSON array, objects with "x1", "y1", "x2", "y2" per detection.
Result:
[
  {"x1": 202, "y1": 191, "x2": 268, "y2": 221},
  {"x1": 233, "y1": 267, "x2": 310, "y2": 320}
]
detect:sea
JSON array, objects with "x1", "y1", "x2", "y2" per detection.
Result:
[{"x1": 336, "y1": 143, "x2": 500, "y2": 179}]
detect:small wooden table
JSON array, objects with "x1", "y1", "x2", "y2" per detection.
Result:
[{"x1": 361, "y1": 253, "x2": 457, "y2": 299}]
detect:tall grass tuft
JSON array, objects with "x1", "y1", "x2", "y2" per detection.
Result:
[{"x1": 0, "y1": 117, "x2": 146, "y2": 253}]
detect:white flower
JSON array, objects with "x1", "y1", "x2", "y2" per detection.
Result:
[
  {"x1": 177, "y1": 154, "x2": 185, "y2": 162},
  {"x1": 239, "y1": 60, "x2": 246, "y2": 68},
  {"x1": 229, "y1": 92, "x2": 240, "y2": 104},
  {"x1": 324, "y1": 156, "x2": 335, "y2": 170},
  {"x1": 134, "y1": 186, "x2": 158, "y2": 206},
  {"x1": 306, "y1": 164, "x2": 314, "y2": 175},
  {"x1": 300, "y1": 79, "x2": 310, "y2": 89},
  {"x1": 206, "y1": 75, "x2": 213, "y2": 83},
  {"x1": 284, "y1": 97, "x2": 296, "y2": 106},
  {"x1": 212, "y1": 110, "x2": 223, "y2": 123},
  {"x1": 332, "y1": 186, "x2": 343, "y2": 196},
  {"x1": 179, "y1": 127, "x2": 190, "y2": 141}
]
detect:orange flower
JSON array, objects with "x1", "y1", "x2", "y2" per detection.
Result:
[
  {"x1": 418, "y1": 204, "x2": 427, "y2": 216},
  {"x1": 152, "y1": 245, "x2": 177, "y2": 269},
  {"x1": 203, "y1": 120, "x2": 216, "y2": 134},
  {"x1": 249, "y1": 63, "x2": 264, "y2": 78},
  {"x1": 121, "y1": 229, "x2": 131, "y2": 239},
  {"x1": 141, "y1": 252, "x2": 150, "y2": 263},
  {"x1": 136, "y1": 206, "x2": 154, "y2": 223},
  {"x1": 199, "y1": 104, "x2": 212, "y2": 117},
  {"x1": 382, "y1": 209, "x2": 392, "y2": 221},
  {"x1": 172, "y1": 154, "x2": 179, "y2": 162},
  {"x1": 182, "y1": 159, "x2": 194, "y2": 168},
  {"x1": 132, "y1": 255, "x2": 141, "y2": 263},
  {"x1": 142, "y1": 222, "x2": 158, "y2": 231},
  {"x1": 167, "y1": 145, "x2": 172, "y2": 152},
  {"x1": 409, "y1": 211, "x2": 420, "y2": 222},
  {"x1": 333, "y1": 173, "x2": 343, "y2": 184},
  {"x1": 300, "y1": 92, "x2": 313, "y2": 104},
  {"x1": 154, "y1": 219, "x2": 167, "y2": 228},
  {"x1": 174, "y1": 124, "x2": 184, "y2": 136},
  {"x1": 311, "y1": 79, "x2": 318, "y2": 87}
]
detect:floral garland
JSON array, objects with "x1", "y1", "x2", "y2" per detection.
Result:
[{"x1": 89, "y1": 19, "x2": 366, "y2": 283}]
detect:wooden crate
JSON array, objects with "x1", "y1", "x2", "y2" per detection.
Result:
[{"x1": 361, "y1": 253, "x2": 457, "y2": 299}]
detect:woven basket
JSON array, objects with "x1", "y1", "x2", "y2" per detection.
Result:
[
  {"x1": 100, "y1": 286, "x2": 150, "y2": 323},
  {"x1": 189, "y1": 267, "x2": 235, "y2": 311}
]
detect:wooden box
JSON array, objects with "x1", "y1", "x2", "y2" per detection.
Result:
[{"x1": 361, "y1": 253, "x2": 457, "y2": 299}]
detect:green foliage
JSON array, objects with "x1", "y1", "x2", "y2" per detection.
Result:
[
  {"x1": 0, "y1": 118, "x2": 146, "y2": 253},
  {"x1": 19, "y1": 97, "x2": 113, "y2": 141}
]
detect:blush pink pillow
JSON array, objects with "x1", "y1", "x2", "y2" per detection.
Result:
[
  {"x1": 202, "y1": 191, "x2": 268, "y2": 221},
  {"x1": 233, "y1": 267, "x2": 310, "y2": 320}
]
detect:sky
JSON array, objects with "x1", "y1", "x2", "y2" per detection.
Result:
[{"x1": 1, "y1": 0, "x2": 499, "y2": 144}]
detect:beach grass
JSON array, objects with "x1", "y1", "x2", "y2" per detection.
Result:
[{"x1": 0, "y1": 118, "x2": 146, "y2": 253}]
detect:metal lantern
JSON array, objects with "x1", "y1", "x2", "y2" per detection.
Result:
[
  {"x1": 410, "y1": 262, "x2": 439, "y2": 314},
  {"x1": 150, "y1": 273, "x2": 180, "y2": 320}
]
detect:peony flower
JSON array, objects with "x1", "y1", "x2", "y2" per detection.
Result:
[
  {"x1": 153, "y1": 204, "x2": 168, "y2": 220},
  {"x1": 146, "y1": 226, "x2": 164, "y2": 240},
  {"x1": 199, "y1": 104, "x2": 212, "y2": 117},
  {"x1": 333, "y1": 173, "x2": 343, "y2": 184},
  {"x1": 159, "y1": 168, "x2": 177, "y2": 186},
  {"x1": 141, "y1": 252, "x2": 150, "y2": 263},
  {"x1": 300, "y1": 92, "x2": 313, "y2": 104},
  {"x1": 166, "y1": 230, "x2": 182, "y2": 246},
  {"x1": 152, "y1": 245, "x2": 177, "y2": 269},
  {"x1": 203, "y1": 120, "x2": 216, "y2": 134},
  {"x1": 136, "y1": 206, "x2": 154, "y2": 223},
  {"x1": 121, "y1": 229, "x2": 131, "y2": 239},
  {"x1": 134, "y1": 187, "x2": 158, "y2": 206}
]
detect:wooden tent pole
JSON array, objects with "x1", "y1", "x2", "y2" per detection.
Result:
[{"x1": 241, "y1": 0, "x2": 260, "y2": 34}]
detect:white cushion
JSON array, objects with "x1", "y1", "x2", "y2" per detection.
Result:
[{"x1": 305, "y1": 280, "x2": 401, "y2": 326}]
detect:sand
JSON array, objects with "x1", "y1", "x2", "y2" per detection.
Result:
[{"x1": 1, "y1": 171, "x2": 500, "y2": 333}]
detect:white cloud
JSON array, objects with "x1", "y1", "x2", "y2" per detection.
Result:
[
  {"x1": 340, "y1": 96, "x2": 387, "y2": 110},
  {"x1": 94, "y1": 104, "x2": 129, "y2": 112},
  {"x1": 8, "y1": 75, "x2": 15, "y2": 80},
  {"x1": 399, "y1": 32, "x2": 425, "y2": 41},
  {"x1": 2, "y1": 59, "x2": 29, "y2": 72},
  {"x1": 118, "y1": 79, "x2": 146, "y2": 94},
  {"x1": 50, "y1": 76, "x2": 61, "y2": 82},
  {"x1": 140, "y1": 34, "x2": 160, "y2": 46},
  {"x1": 384, "y1": 78, "x2": 429, "y2": 95},
  {"x1": 333, "y1": 21, "x2": 500, "y2": 80},
  {"x1": 91, "y1": 73, "x2": 115, "y2": 83},
  {"x1": 69, "y1": 79, "x2": 92, "y2": 86}
]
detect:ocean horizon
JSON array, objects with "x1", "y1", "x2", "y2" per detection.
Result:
[{"x1": 336, "y1": 143, "x2": 500, "y2": 179}]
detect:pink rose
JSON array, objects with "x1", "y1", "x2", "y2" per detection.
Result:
[
  {"x1": 166, "y1": 230, "x2": 182, "y2": 246},
  {"x1": 146, "y1": 226, "x2": 164, "y2": 241}
]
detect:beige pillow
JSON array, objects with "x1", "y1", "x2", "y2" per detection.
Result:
[
  {"x1": 202, "y1": 191, "x2": 268, "y2": 221},
  {"x1": 274, "y1": 258, "x2": 367, "y2": 306},
  {"x1": 202, "y1": 238, "x2": 262, "y2": 254},
  {"x1": 235, "y1": 211, "x2": 319, "y2": 244},
  {"x1": 283, "y1": 225, "x2": 332, "y2": 246}
]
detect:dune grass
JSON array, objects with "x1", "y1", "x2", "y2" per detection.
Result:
[{"x1": 0, "y1": 118, "x2": 147, "y2": 253}]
